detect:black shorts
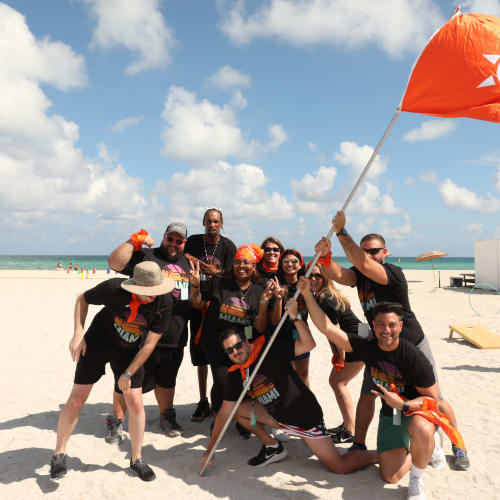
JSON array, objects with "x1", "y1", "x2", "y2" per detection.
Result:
[
  {"x1": 189, "y1": 308, "x2": 208, "y2": 366},
  {"x1": 147, "y1": 346, "x2": 184, "y2": 389},
  {"x1": 74, "y1": 335, "x2": 144, "y2": 393}
]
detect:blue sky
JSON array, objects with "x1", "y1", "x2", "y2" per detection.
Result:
[{"x1": 1, "y1": 0, "x2": 499, "y2": 257}]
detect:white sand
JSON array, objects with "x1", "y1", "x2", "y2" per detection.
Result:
[{"x1": 1, "y1": 269, "x2": 499, "y2": 499}]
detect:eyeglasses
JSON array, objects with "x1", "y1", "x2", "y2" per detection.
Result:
[
  {"x1": 263, "y1": 247, "x2": 280, "y2": 253},
  {"x1": 309, "y1": 273, "x2": 323, "y2": 280},
  {"x1": 282, "y1": 259, "x2": 300, "y2": 265},
  {"x1": 234, "y1": 260, "x2": 252, "y2": 266},
  {"x1": 224, "y1": 341, "x2": 244, "y2": 354},
  {"x1": 167, "y1": 236, "x2": 186, "y2": 245},
  {"x1": 363, "y1": 248, "x2": 384, "y2": 256}
]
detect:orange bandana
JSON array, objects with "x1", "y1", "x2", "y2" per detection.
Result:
[
  {"x1": 234, "y1": 243, "x2": 264, "y2": 263},
  {"x1": 128, "y1": 293, "x2": 149, "y2": 323},
  {"x1": 130, "y1": 229, "x2": 148, "y2": 251},
  {"x1": 227, "y1": 335, "x2": 266, "y2": 381},
  {"x1": 261, "y1": 260, "x2": 278, "y2": 273}
]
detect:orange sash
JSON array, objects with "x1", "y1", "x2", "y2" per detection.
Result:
[
  {"x1": 227, "y1": 335, "x2": 266, "y2": 381},
  {"x1": 194, "y1": 301, "x2": 209, "y2": 345},
  {"x1": 128, "y1": 293, "x2": 149, "y2": 323}
]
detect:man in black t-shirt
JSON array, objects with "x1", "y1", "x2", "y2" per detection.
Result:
[
  {"x1": 107, "y1": 222, "x2": 191, "y2": 438},
  {"x1": 302, "y1": 298, "x2": 447, "y2": 499},
  {"x1": 315, "y1": 211, "x2": 469, "y2": 471},
  {"x1": 50, "y1": 262, "x2": 174, "y2": 482},
  {"x1": 184, "y1": 208, "x2": 236, "y2": 422},
  {"x1": 200, "y1": 300, "x2": 377, "y2": 475}
]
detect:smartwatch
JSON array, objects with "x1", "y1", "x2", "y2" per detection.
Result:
[
  {"x1": 122, "y1": 371, "x2": 132, "y2": 380},
  {"x1": 336, "y1": 228, "x2": 348, "y2": 237},
  {"x1": 402, "y1": 401, "x2": 410, "y2": 413}
]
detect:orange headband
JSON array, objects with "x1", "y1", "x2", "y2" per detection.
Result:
[{"x1": 234, "y1": 243, "x2": 264, "y2": 263}]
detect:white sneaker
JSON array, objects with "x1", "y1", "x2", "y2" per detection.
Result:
[
  {"x1": 271, "y1": 427, "x2": 290, "y2": 441},
  {"x1": 429, "y1": 430, "x2": 446, "y2": 469},
  {"x1": 408, "y1": 474, "x2": 426, "y2": 500}
]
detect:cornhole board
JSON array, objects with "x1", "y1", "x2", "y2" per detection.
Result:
[{"x1": 449, "y1": 324, "x2": 500, "y2": 349}]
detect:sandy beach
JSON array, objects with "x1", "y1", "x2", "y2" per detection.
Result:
[{"x1": 1, "y1": 269, "x2": 499, "y2": 500}]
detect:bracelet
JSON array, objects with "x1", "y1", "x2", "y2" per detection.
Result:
[{"x1": 130, "y1": 229, "x2": 148, "y2": 251}]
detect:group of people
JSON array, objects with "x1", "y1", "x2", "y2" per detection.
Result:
[{"x1": 50, "y1": 209, "x2": 470, "y2": 499}]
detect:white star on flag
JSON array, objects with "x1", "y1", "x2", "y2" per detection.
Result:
[{"x1": 477, "y1": 54, "x2": 500, "y2": 88}]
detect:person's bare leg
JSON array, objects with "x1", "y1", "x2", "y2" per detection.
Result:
[
  {"x1": 123, "y1": 388, "x2": 145, "y2": 462},
  {"x1": 113, "y1": 391, "x2": 127, "y2": 420},
  {"x1": 292, "y1": 357, "x2": 310, "y2": 387},
  {"x1": 154, "y1": 385, "x2": 175, "y2": 413},
  {"x1": 236, "y1": 400, "x2": 277, "y2": 446},
  {"x1": 438, "y1": 398, "x2": 458, "y2": 428},
  {"x1": 329, "y1": 361, "x2": 364, "y2": 434},
  {"x1": 353, "y1": 393, "x2": 376, "y2": 445},
  {"x1": 378, "y1": 448, "x2": 411, "y2": 483},
  {"x1": 54, "y1": 384, "x2": 93, "y2": 455},
  {"x1": 303, "y1": 436, "x2": 378, "y2": 474},
  {"x1": 408, "y1": 415, "x2": 434, "y2": 469},
  {"x1": 198, "y1": 365, "x2": 208, "y2": 399}
]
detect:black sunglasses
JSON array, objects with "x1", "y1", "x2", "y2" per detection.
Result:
[
  {"x1": 309, "y1": 273, "x2": 323, "y2": 279},
  {"x1": 363, "y1": 248, "x2": 384, "y2": 255},
  {"x1": 167, "y1": 236, "x2": 185, "y2": 245},
  {"x1": 263, "y1": 247, "x2": 280, "y2": 253},
  {"x1": 224, "y1": 341, "x2": 245, "y2": 355}
]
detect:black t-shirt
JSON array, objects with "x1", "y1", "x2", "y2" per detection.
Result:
[
  {"x1": 352, "y1": 263, "x2": 424, "y2": 345},
  {"x1": 122, "y1": 247, "x2": 190, "y2": 348},
  {"x1": 184, "y1": 234, "x2": 236, "y2": 294},
  {"x1": 348, "y1": 336, "x2": 435, "y2": 416},
  {"x1": 317, "y1": 293, "x2": 361, "y2": 363},
  {"x1": 84, "y1": 278, "x2": 173, "y2": 351},
  {"x1": 224, "y1": 337, "x2": 323, "y2": 428},
  {"x1": 201, "y1": 278, "x2": 265, "y2": 365}
]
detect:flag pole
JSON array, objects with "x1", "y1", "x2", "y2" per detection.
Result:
[{"x1": 200, "y1": 107, "x2": 403, "y2": 477}]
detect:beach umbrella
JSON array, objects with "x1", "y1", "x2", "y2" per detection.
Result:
[{"x1": 415, "y1": 251, "x2": 447, "y2": 287}]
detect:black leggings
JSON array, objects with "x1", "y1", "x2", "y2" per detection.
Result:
[{"x1": 209, "y1": 363, "x2": 231, "y2": 413}]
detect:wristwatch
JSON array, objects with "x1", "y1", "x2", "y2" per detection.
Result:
[
  {"x1": 402, "y1": 401, "x2": 409, "y2": 413},
  {"x1": 336, "y1": 228, "x2": 348, "y2": 237},
  {"x1": 122, "y1": 371, "x2": 132, "y2": 380}
]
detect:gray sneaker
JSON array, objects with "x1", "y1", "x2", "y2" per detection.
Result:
[
  {"x1": 105, "y1": 414, "x2": 123, "y2": 444},
  {"x1": 160, "y1": 408, "x2": 183, "y2": 437}
]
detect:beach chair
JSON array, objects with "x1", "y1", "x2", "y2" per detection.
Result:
[{"x1": 448, "y1": 324, "x2": 500, "y2": 349}]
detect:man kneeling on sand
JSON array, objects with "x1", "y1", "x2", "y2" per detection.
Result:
[
  {"x1": 50, "y1": 262, "x2": 174, "y2": 482},
  {"x1": 200, "y1": 299, "x2": 378, "y2": 474},
  {"x1": 300, "y1": 279, "x2": 447, "y2": 500}
]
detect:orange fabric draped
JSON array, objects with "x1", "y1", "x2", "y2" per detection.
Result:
[
  {"x1": 401, "y1": 12, "x2": 500, "y2": 123},
  {"x1": 194, "y1": 301, "x2": 209, "y2": 345},
  {"x1": 235, "y1": 243, "x2": 264, "y2": 263},
  {"x1": 128, "y1": 293, "x2": 149, "y2": 323}
]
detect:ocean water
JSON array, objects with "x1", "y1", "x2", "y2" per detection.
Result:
[{"x1": 0, "y1": 255, "x2": 475, "y2": 271}]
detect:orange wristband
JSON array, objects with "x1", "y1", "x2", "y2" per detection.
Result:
[
  {"x1": 317, "y1": 251, "x2": 332, "y2": 267},
  {"x1": 130, "y1": 229, "x2": 148, "y2": 252}
]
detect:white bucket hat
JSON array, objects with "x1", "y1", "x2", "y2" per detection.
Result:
[{"x1": 121, "y1": 261, "x2": 175, "y2": 296}]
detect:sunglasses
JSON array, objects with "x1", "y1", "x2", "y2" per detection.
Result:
[
  {"x1": 167, "y1": 236, "x2": 186, "y2": 245},
  {"x1": 263, "y1": 247, "x2": 280, "y2": 253},
  {"x1": 224, "y1": 341, "x2": 245, "y2": 354},
  {"x1": 309, "y1": 273, "x2": 323, "y2": 279},
  {"x1": 363, "y1": 247, "x2": 384, "y2": 255}
]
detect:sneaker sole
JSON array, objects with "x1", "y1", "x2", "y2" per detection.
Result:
[
  {"x1": 254, "y1": 449, "x2": 288, "y2": 467},
  {"x1": 50, "y1": 470, "x2": 67, "y2": 480},
  {"x1": 105, "y1": 436, "x2": 123, "y2": 444},
  {"x1": 130, "y1": 467, "x2": 156, "y2": 482}
]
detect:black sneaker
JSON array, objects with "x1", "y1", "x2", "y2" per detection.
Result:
[
  {"x1": 452, "y1": 445, "x2": 471, "y2": 471},
  {"x1": 330, "y1": 426, "x2": 354, "y2": 444},
  {"x1": 327, "y1": 423, "x2": 345, "y2": 435},
  {"x1": 105, "y1": 414, "x2": 123, "y2": 444},
  {"x1": 160, "y1": 408, "x2": 183, "y2": 437},
  {"x1": 236, "y1": 422, "x2": 252, "y2": 439},
  {"x1": 347, "y1": 442, "x2": 367, "y2": 452},
  {"x1": 248, "y1": 442, "x2": 287, "y2": 467},
  {"x1": 191, "y1": 397, "x2": 211, "y2": 422},
  {"x1": 130, "y1": 458, "x2": 156, "y2": 481},
  {"x1": 50, "y1": 453, "x2": 67, "y2": 479}
]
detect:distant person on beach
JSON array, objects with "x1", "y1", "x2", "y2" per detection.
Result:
[
  {"x1": 56, "y1": 262, "x2": 63, "y2": 270},
  {"x1": 67, "y1": 263, "x2": 72, "y2": 271},
  {"x1": 74, "y1": 263, "x2": 79, "y2": 272},
  {"x1": 200, "y1": 318, "x2": 377, "y2": 474},
  {"x1": 50, "y1": 262, "x2": 174, "y2": 482},
  {"x1": 107, "y1": 222, "x2": 191, "y2": 439},
  {"x1": 299, "y1": 297, "x2": 449, "y2": 499},
  {"x1": 184, "y1": 209, "x2": 236, "y2": 423},
  {"x1": 315, "y1": 210, "x2": 470, "y2": 471}
]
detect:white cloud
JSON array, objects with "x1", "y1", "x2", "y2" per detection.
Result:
[
  {"x1": 161, "y1": 86, "x2": 287, "y2": 164},
  {"x1": 350, "y1": 182, "x2": 401, "y2": 215},
  {"x1": 110, "y1": 115, "x2": 144, "y2": 132},
  {"x1": 218, "y1": 0, "x2": 443, "y2": 57},
  {"x1": 292, "y1": 166, "x2": 337, "y2": 212},
  {"x1": 154, "y1": 161, "x2": 294, "y2": 223},
  {"x1": 380, "y1": 213, "x2": 412, "y2": 241},
  {"x1": 229, "y1": 90, "x2": 248, "y2": 109},
  {"x1": 463, "y1": 222, "x2": 483, "y2": 232},
  {"x1": 403, "y1": 119, "x2": 456, "y2": 142},
  {"x1": 419, "y1": 170, "x2": 438, "y2": 184},
  {"x1": 334, "y1": 140, "x2": 387, "y2": 179},
  {"x1": 439, "y1": 178, "x2": 500, "y2": 212},
  {"x1": 84, "y1": 0, "x2": 175, "y2": 74},
  {"x1": 0, "y1": 3, "x2": 87, "y2": 89},
  {"x1": 462, "y1": 0, "x2": 500, "y2": 16},
  {"x1": 208, "y1": 65, "x2": 251, "y2": 89}
]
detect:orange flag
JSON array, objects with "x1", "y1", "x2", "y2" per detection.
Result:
[{"x1": 401, "y1": 10, "x2": 500, "y2": 123}]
